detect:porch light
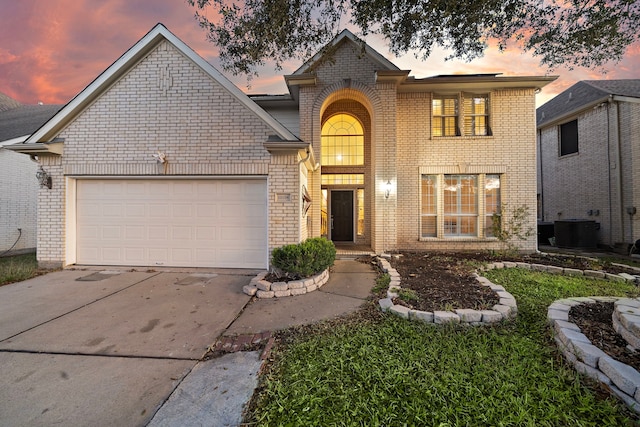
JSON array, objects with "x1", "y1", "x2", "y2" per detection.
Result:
[
  {"x1": 36, "y1": 165, "x2": 52, "y2": 189},
  {"x1": 384, "y1": 180, "x2": 392, "y2": 199}
]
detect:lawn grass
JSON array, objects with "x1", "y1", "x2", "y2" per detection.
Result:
[
  {"x1": 0, "y1": 253, "x2": 39, "y2": 287},
  {"x1": 247, "y1": 269, "x2": 640, "y2": 426}
]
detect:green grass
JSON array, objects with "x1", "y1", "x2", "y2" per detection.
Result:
[
  {"x1": 0, "y1": 253, "x2": 39, "y2": 286},
  {"x1": 247, "y1": 269, "x2": 640, "y2": 426}
]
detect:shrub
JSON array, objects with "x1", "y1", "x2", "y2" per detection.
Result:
[{"x1": 271, "y1": 238, "x2": 336, "y2": 279}]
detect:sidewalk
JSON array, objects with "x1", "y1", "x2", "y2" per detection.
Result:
[{"x1": 147, "y1": 259, "x2": 377, "y2": 426}]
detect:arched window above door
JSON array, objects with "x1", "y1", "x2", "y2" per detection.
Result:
[{"x1": 321, "y1": 113, "x2": 364, "y2": 166}]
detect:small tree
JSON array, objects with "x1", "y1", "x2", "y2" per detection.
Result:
[{"x1": 491, "y1": 204, "x2": 535, "y2": 255}]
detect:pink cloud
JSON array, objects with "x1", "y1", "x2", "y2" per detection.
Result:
[{"x1": 0, "y1": 1, "x2": 639, "y2": 107}]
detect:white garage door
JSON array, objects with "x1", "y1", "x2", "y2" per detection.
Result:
[{"x1": 76, "y1": 179, "x2": 267, "y2": 268}]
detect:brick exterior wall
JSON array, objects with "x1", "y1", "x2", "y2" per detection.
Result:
[
  {"x1": 298, "y1": 38, "x2": 539, "y2": 253},
  {"x1": 396, "y1": 89, "x2": 538, "y2": 252},
  {"x1": 0, "y1": 149, "x2": 38, "y2": 253},
  {"x1": 37, "y1": 40, "x2": 307, "y2": 267},
  {"x1": 538, "y1": 101, "x2": 640, "y2": 247}
]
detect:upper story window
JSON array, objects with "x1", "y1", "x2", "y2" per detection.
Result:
[
  {"x1": 464, "y1": 94, "x2": 490, "y2": 136},
  {"x1": 321, "y1": 113, "x2": 364, "y2": 166},
  {"x1": 433, "y1": 93, "x2": 491, "y2": 137},
  {"x1": 560, "y1": 119, "x2": 578, "y2": 156},
  {"x1": 432, "y1": 97, "x2": 459, "y2": 137}
]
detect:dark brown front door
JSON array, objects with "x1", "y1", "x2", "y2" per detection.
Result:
[{"x1": 331, "y1": 190, "x2": 354, "y2": 242}]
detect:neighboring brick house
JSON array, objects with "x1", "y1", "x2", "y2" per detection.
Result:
[
  {"x1": 0, "y1": 94, "x2": 61, "y2": 255},
  {"x1": 537, "y1": 80, "x2": 640, "y2": 249},
  {"x1": 7, "y1": 24, "x2": 554, "y2": 269}
]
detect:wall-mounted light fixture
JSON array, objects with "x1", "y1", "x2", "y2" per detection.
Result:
[
  {"x1": 36, "y1": 165, "x2": 52, "y2": 189},
  {"x1": 384, "y1": 180, "x2": 392, "y2": 199}
]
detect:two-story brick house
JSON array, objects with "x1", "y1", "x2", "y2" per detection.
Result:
[
  {"x1": 537, "y1": 80, "x2": 640, "y2": 249},
  {"x1": 8, "y1": 24, "x2": 555, "y2": 269}
]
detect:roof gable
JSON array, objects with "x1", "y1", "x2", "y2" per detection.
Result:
[
  {"x1": 24, "y1": 23, "x2": 298, "y2": 144},
  {"x1": 537, "y1": 79, "x2": 640, "y2": 127},
  {"x1": 293, "y1": 29, "x2": 400, "y2": 75}
]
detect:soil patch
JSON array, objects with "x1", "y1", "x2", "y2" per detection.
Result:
[{"x1": 389, "y1": 253, "x2": 498, "y2": 312}]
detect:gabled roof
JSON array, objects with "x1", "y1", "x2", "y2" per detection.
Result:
[
  {"x1": 537, "y1": 79, "x2": 640, "y2": 128},
  {"x1": 0, "y1": 104, "x2": 62, "y2": 142},
  {"x1": 20, "y1": 23, "x2": 299, "y2": 146},
  {"x1": 292, "y1": 29, "x2": 400, "y2": 76}
]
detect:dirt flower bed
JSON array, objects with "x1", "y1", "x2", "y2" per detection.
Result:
[
  {"x1": 384, "y1": 251, "x2": 640, "y2": 371},
  {"x1": 388, "y1": 252, "x2": 499, "y2": 312}
]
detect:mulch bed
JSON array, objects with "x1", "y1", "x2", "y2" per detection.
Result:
[
  {"x1": 385, "y1": 251, "x2": 640, "y2": 372},
  {"x1": 389, "y1": 253, "x2": 499, "y2": 312}
]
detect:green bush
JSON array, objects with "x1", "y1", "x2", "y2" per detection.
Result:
[{"x1": 271, "y1": 238, "x2": 336, "y2": 279}]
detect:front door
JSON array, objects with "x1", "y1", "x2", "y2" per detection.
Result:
[{"x1": 331, "y1": 190, "x2": 354, "y2": 242}]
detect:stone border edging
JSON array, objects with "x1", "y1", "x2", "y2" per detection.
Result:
[
  {"x1": 547, "y1": 297, "x2": 640, "y2": 414},
  {"x1": 242, "y1": 269, "x2": 330, "y2": 298},
  {"x1": 376, "y1": 257, "x2": 517, "y2": 325},
  {"x1": 483, "y1": 260, "x2": 639, "y2": 284}
]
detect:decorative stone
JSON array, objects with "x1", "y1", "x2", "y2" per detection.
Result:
[
  {"x1": 390, "y1": 305, "x2": 410, "y2": 319},
  {"x1": 290, "y1": 288, "x2": 307, "y2": 296},
  {"x1": 574, "y1": 361, "x2": 612, "y2": 385},
  {"x1": 616, "y1": 298, "x2": 640, "y2": 309},
  {"x1": 287, "y1": 280, "x2": 304, "y2": 289},
  {"x1": 256, "y1": 280, "x2": 271, "y2": 291},
  {"x1": 515, "y1": 262, "x2": 531, "y2": 269},
  {"x1": 242, "y1": 285, "x2": 257, "y2": 296},
  {"x1": 619, "y1": 273, "x2": 637, "y2": 282},
  {"x1": 530, "y1": 263, "x2": 547, "y2": 271},
  {"x1": 599, "y1": 357, "x2": 640, "y2": 396},
  {"x1": 433, "y1": 311, "x2": 460, "y2": 324},
  {"x1": 568, "y1": 297, "x2": 596, "y2": 304},
  {"x1": 379, "y1": 298, "x2": 393, "y2": 312},
  {"x1": 306, "y1": 283, "x2": 318, "y2": 292},
  {"x1": 256, "y1": 290, "x2": 275, "y2": 299},
  {"x1": 456, "y1": 309, "x2": 482, "y2": 323},
  {"x1": 570, "y1": 341, "x2": 609, "y2": 368},
  {"x1": 488, "y1": 284, "x2": 506, "y2": 292},
  {"x1": 590, "y1": 296, "x2": 620, "y2": 303},
  {"x1": 494, "y1": 304, "x2": 514, "y2": 319},
  {"x1": 605, "y1": 273, "x2": 626, "y2": 282},
  {"x1": 563, "y1": 268, "x2": 583, "y2": 276},
  {"x1": 549, "y1": 302, "x2": 572, "y2": 312},
  {"x1": 547, "y1": 308, "x2": 569, "y2": 322},
  {"x1": 503, "y1": 261, "x2": 517, "y2": 268},
  {"x1": 545, "y1": 265, "x2": 564, "y2": 274},
  {"x1": 584, "y1": 270, "x2": 606, "y2": 278},
  {"x1": 410, "y1": 310, "x2": 434, "y2": 323},
  {"x1": 271, "y1": 282, "x2": 288, "y2": 292},
  {"x1": 480, "y1": 310, "x2": 503, "y2": 323},
  {"x1": 555, "y1": 298, "x2": 584, "y2": 307},
  {"x1": 274, "y1": 290, "x2": 291, "y2": 298},
  {"x1": 556, "y1": 327, "x2": 590, "y2": 348},
  {"x1": 553, "y1": 319, "x2": 580, "y2": 333}
]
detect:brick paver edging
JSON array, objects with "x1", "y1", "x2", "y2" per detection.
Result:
[
  {"x1": 242, "y1": 269, "x2": 330, "y2": 298},
  {"x1": 548, "y1": 297, "x2": 640, "y2": 414},
  {"x1": 376, "y1": 257, "x2": 517, "y2": 324}
]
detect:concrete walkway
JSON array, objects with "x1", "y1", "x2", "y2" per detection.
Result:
[{"x1": 0, "y1": 260, "x2": 376, "y2": 426}]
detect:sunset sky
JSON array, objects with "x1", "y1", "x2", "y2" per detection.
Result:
[{"x1": 1, "y1": 0, "x2": 639, "y2": 108}]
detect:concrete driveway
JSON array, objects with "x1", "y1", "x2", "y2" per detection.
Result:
[{"x1": 0, "y1": 267, "x2": 257, "y2": 426}]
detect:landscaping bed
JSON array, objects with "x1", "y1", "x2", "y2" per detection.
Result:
[{"x1": 387, "y1": 251, "x2": 640, "y2": 371}]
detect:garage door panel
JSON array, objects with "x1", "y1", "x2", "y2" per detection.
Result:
[
  {"x1": 102, "y1": 226, "x2": 122, "y2": 240},
  {"x1": 76, "y1": 179, "x2": 267, "y2": 268}
]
